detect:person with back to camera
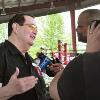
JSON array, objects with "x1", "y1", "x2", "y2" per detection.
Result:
[{"x1": 49, "y1": 9, "x2": 100, "y2": 100}]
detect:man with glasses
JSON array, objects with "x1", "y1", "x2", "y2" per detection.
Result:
[
  {"x1": 0, "y1": 13, "x2": 46, "y2": 100},
  {"x1": 49, "y1": 9, "x2": 100, "y2": 100}
]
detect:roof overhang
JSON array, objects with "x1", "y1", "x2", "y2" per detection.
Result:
[{"x1": 0, "y1": 0, "x2": 100, "y2": 23}]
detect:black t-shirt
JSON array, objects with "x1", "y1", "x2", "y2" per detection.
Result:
[
  {"x1": 57, "y1": 54, "x2": 86, "y2": 100},
  {"x1": 0, "y1": 40, "x2": 46, "y2": 100},
  {"x1": 83, "y1": 52, "x2": 100, "y2": 100}
]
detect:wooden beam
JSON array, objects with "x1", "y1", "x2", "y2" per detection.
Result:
[{"x1": 0, "y1": 0, "x2": 67, "y2": 15}]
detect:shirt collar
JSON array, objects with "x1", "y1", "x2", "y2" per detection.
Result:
[{"x1": 5, "y1": 40, "x2": 24, "y2": 55}]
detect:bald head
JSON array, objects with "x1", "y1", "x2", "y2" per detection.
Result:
[
  {"x1": 81, "y1": 9, "x2": 100, "y2": 24},
  {"x1": 77, "y1": 9, "x2": 100, "y2": 43}
]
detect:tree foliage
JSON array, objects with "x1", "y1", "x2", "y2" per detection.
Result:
[
  {"x1": 0, "y1": 23, "x2": 8, "y2": 43},
  {"x1": 29, "y1": 13, "x2": 64, "y2": 58}
]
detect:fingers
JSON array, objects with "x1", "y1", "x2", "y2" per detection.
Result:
[
  {"x1": 15, "y1": 67, "x2": 19, "y2": 77},
  {"x1": 90, "y1": 21, "x2": 96, "y2": 33},
  {"x1": 20, "y1": 76, "x2": 38, "y2": 84},
  {"x1": 7, "y1": 67, "x2": 38, "y2": 95},
  {"x1": 86, "y1": 22, "x2": 100, "y2": 53},
  {"x1": 52, "y1": 67, "x2": 60, "y2": 73},
  {"x1": 88, "y1": 21, "x2": 96, "y2": 36},
  {"x1": 91, "y1": 23, "x2": 100, "y2": 39},
  {"x1": 11, "y1": 67, "x2": 19, "y2": 79},
  {"x1": 17, "y1": 76, "x2": 38, "y2": 94},
  {"x1": 87, "y1": 21, "x2": 100, "y2": 39},
  {"x1": 88, "y1": 21, "x2": 100, "y2": 35},
  {"x1": 50, "y1": 63, "x2": 64, "y2": 73},
  {"x1": 52, "y1": 63, "x2": 63, "y2": 69},
  {"x1": 94, "y1": 23, "x2": 100, "y2": 37}
]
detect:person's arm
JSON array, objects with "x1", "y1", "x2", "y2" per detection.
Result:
[
  {"x1": 0, "y1": 67, "x2": 38, "y2": 100},
  {"x1": 49, "y1": 69, "x2": 64, "y2": 100},
  {"x1": 0, "y1": 85, "x2": 16, "y2": 100}
]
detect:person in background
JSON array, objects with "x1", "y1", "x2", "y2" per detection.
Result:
[
  {"x1": 35, "y1": 52, "x2": 63, "y2": 77},
  {"x1": 49, "y1": 9, "x2": 100, "y2": 100}
]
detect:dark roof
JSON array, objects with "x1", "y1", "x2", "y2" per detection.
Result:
[{"x1": 0, "y1": 0, "x2": 100, "y2": 23}]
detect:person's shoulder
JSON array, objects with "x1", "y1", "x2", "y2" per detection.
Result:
[
  {"x1": 58, "y1": 53, "x2": 84, "y2": 81},
  {"x1": 66, "y1": 54, "x2": 83, "y2": 66},
  {"x1": 83, "y1": 51, "x2": 100, "y2": 57},
  {"x1": 74, "y1": 53, "x2": 83, "y2": 60},
  {"x1": 0, "y1": 41, "x2": 7, "y2": 54},
  {"x1": 0, "y1": 41, "x2": 6, "y2": 48},
  {"x1": 61, "y1": 54, "x2": 83, "y2": 75}
]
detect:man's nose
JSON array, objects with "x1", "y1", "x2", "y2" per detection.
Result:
[
  {"x1": 33, "y1": 32, "x2": 37, "y2": 36},
  {"x1": 32, "y1": 28, "x2": 37, "y2": 34}
]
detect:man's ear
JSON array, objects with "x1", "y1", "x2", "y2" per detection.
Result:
[{"x1": 12, "y1": 23, "x2": 19, "y2": 33}]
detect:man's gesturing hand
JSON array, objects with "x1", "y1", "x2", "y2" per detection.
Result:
[{"x1": 6, "y1": 67, "x2": 38, "y2": 96}]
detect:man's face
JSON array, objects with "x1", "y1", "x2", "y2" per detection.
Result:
[
  {"x1": 76, "y1": 13, "x2": 89, "y2": 43},
  {"x1": 17, "y1": 15, "x2": 37, "y2": 46}
]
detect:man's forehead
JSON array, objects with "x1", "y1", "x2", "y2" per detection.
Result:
[
  {"x1": 24, "y1": 15, "x2": 36, "y2": 24},
  {"x1": 78, "y1": 15, "x2": 88, "y2": 25},
  {"x1": 78, "y1": 19, "x2": 88, "y2": 25}
]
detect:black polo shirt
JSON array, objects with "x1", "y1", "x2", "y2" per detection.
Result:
[{"x1": 0, "y1": 40, "x2": 46, "y2": 100}]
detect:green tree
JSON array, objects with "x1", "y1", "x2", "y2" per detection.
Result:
[
  {"x1": 29, "y1": 13, "x2": 64, "y2": 58},
  {"x1": 0, "y1": 23, "x2": 8, "y2": 43}
]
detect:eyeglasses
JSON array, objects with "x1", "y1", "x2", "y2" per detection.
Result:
[{"x1": 23, "y1": 24, "x2": 37, "y2": 32}]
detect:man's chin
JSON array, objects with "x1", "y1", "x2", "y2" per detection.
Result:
[{"x1": 28, "y1": 42, "x2": 34, "y2": 46}]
